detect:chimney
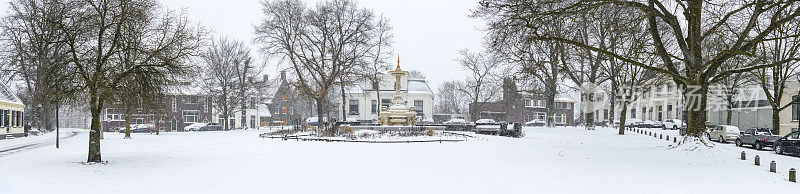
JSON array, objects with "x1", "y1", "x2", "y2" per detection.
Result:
[{"x1": 280, "y1": 70, "x2": 287, "y2": 82}]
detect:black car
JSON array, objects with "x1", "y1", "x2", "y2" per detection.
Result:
[{"x1": 774, "y1": 131, "x2": 800, "y2": 156}]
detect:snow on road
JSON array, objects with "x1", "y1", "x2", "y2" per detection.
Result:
[
  {"x1": 0, "y1": 127, "x2": 797, "y2": 194},
  {"x1": 0, "y1": 128, "x2": 82, "y2": 158}
]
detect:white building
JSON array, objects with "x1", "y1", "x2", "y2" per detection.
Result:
[{"x1": 340, "y1": 67, "x2": 434, "y2": 122}]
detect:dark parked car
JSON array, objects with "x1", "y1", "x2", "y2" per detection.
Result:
[
  {"x1": 736, "y1": 128, "x2": 780, "y2": 150},
  {"x1": 117, "y1": 124, "x2": 155, "y2": 133},
  {"x1": 775, "y1": 131, "x2": 800, "y2": 156}
]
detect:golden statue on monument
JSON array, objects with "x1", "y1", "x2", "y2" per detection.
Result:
[{"x1": 378, "y1": 56, "x2": 417, "y2": 126}]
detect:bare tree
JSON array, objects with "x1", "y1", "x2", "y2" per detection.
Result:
[
  {"x1": 1, "y1": 0, "x2": 72, "y2": 132},
  {"x1": 435, "y1": 80, "x2": 468, "y2": 115},
  {"x1": 752, "y1": 16, "x2": 800, "y2": 134},
  {"x1": 456, "y1": 49, "x2": 502, "y2": 122},
  {"x1": 54, "y1": 0, "x2": 204, "y2": 162},
  {"x1": 474, "y1": 0, "x2": 800, "y2": 137},
  {"x1": 359, "y1": 16, "x2": 393, "y2": 116},
  {"x1": 203, "y1": 37, "x2": 248, "y2": 131},
  {"x1": 712, "y1": 58, "x2": 755, "y2": 126},
  {"x1": 255, "y1": 0, "x2": 379, "y2": 135}
]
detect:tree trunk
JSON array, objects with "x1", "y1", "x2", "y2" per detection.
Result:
[
  {"x1": 87, "y1": 92, "x2": 102, "y2": 163},
  {"x1": 684, "y1": 84, "x2": 708, "y2": 137},
  {"x1": 726, "y1": 95, "x2": 733, "y2": 125},
  {"x1": 618, "y1": 103, "x2": 628, "y2": 135},
  {"x1": 315, "y1": 98, "x2": 327, "y2": 135},
  {"x1": 772, "y1": 108, "x2": 780, "y2": 135},
  {"x1": 546, "y1": 92, "x2": 556, "y2": 127},
  {"x1": 241, "y1": 98, "x2": 247, "y2": 130},
  {"x1": 124, "y1": 105, "x2": 131, "y2": 139},
  {"x1": 341, "y1": 80, "x2": 347, "y2": 121}
]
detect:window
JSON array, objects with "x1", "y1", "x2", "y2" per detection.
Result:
[
  {"x1": 788, "y1": 132, "x2": 800, "y2": 140},
  {"x1": 603, "y1": 110, "x2": 608, "y2": 120},
  {"x1": 183, "y1": 110, "x2": 199, "y2": 123},
  {"x1": 0, "y1": 109, "x2": 4, "y2": 127},
  {"x1": 10, "y1": 111, "x2": 15, "y2": 127},
  {"x1": 371, "y1": 100, "x2": 378, "y2": 114},
  {"x1": 414, "y1": 100, "x2": 424, "y2": 115},
  {"x1": 106, "y1": 108, "x2": 125, "y2": 121},
  {"x1": 535, "y1": 100, "x2": 544, "y2": 108},
  {"x1": 349, "y1": 100, "x2": 359, "y2": 115},
  {"x1": 555, "y1": 114, "x2": 566, "y2": 124},
  {"x1": 250, "y1": 115, "x2": 256, "y2": 128},
  {"x1": 525, "y1": 100, "x2": 533, "y2": 107},
  {"x1": 631, "y1": 108, "x2": 636, "y2": 118},
  {"x1": 172, "y1": 98, "x2": 177, "y2": 112},
  {"x1": 535, "y1": 112, "x2": 546, "y2": 121},
  {"x1": 667, "y1": 105, "x2": 673, "y2": 118},
  {"x1": 185, "y1": 96, "x2": 199, "y2": 104}
]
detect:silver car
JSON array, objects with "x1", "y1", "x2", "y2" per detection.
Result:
[{"x1": 707, "y1": 125, "x2": 740, "y2": 143}]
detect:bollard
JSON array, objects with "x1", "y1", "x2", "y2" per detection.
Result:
[
  {"x1": 660, "y1": 134, "x2": 663, "y2": 139},
  {"x1": 674, "y1": 137, "x2": 677, "y2": 143},
  {"x1": 770, "y1": 161, "x2": 776, "y2": 173},
  {"x1": 791, "y1": 168, "x2": 796, "y2": 182},
  {"x1": 755, "y1": 155, "x2": 760, "y2": 166},
  {"x1": 741, "y1": 151, "x2": 746, "y2": 160},
  {"x1": 666, "y1": 135, "x2": 669, "y2": 140}
]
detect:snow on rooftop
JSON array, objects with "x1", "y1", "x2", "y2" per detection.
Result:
[
  {"x1": 0, "y1": 81, "x2": 23, "y2": 106},
  {"x1": 407, "y1": 80, "x2": 432, "y2": 94}
]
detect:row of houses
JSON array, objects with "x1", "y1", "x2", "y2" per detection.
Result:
[{"x1": 591, "y1": 80, "x2": 800, "y2": 136}]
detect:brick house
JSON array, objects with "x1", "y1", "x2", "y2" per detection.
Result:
[
  {"x1": 267, "y1": 71, "x2": 314, "y2": 126},
  {"x1": 100, "y1": 82, "x2": 213, "y2": 132},
  {"x1": 469, "y1": 78, "x2": 575, "y2": 126}
]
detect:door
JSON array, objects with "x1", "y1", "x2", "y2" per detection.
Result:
[
  {"x1": 171, "y1": 119, "x2": 178, "y2": 132},
  {"x1": 786, "y1": 132, "x2": 800, "y2": 154}
]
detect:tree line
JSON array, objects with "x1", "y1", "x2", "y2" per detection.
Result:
[{"x1": 462, "y1": 0, "x2": 800, "y2": 137}]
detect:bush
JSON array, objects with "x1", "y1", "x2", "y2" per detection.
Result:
[
  {"x1": 339, "y1": 126, "x2": 355, "y2": 134},
  {"x1": 425, "y1": 128, "x2": 435, "y2": 136}
]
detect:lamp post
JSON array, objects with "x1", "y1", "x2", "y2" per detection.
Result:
[{"x1": 56, "y1": 101, "x2": 59, "y2": 148}]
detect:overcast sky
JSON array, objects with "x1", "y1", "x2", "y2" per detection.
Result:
[
  {"x1": 0, "y1": 0, "x2": 483, "y2": 90},
  {"x1": 157, "y1": 0, "x2": 485, "y2": 90}
]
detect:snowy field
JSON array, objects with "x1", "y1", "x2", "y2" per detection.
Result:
[{"x1": 1, "y1": 126, "x2": 798, "y2": 194}]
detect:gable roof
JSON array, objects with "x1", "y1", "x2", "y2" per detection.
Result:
[{"x1": 0, "y1": 82, "x2": 24, "y2": 106}]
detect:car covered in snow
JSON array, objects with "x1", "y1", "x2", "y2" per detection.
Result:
[
  {"x1": 306, "y1": 117, "x2": 328, "y2": 126},
  {"x1": 475, "y1": 119, "x2": 497, "y2": 125},
  {"x1": 184, "y1": 123, "x2": 207, "y2": 131},
  {"x1": 525, "y1": 119, "x2": 545, "y2": 127},
  {"x1": 707, "y1": 125, "x2": 740, "y2": 143},
  {"x1": 117, "y1": 124, "x2": 155, "y2": 133},
  {"x1": 641, "y1": 120, "x2": 658, "y2": 128},
  {"x1": 662, "y1": 119, "x2": 684, "y2": 130},
  {"x1": 774, "y1": 131, "x2": 800, "y2": 156},
  {"x1": 444, "y1": 119, "x2": 467, "y2": 125},
  {"x1": 624, "y1": 118, "x2": 642, "y2": 128},
  {"x1": 736, "y1": 128, "x2": 780, "y2": 150}
]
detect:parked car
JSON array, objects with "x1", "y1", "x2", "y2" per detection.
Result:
[
  {"x1": 653, "y1": 121, "x2": 664, "y2": 129},
  {"x1": 200, "y1": 123, "x2": 223, "y2": 131},
  {"x1": 444, "y1": 119, "x2": 467, "y2": 125},
  {"x1": 525, "y1": 119, "x2": 545, "y2": 127},
  {"x1": 707, "y1": 125, "x2": 740, "y2": 143},
  {"x1": 306, "y1": 117, "x2": 328, "y2": 126},
  {"x1": 184, "y1": 123, "x2": 207, "y2": 131},
  {"x1": 624, "y1": 118, "x2": 642, "y2": 128},
  {"x1": 475, "y1": 119, "x2": 497, "y2": 125},
  {"x1": 117, "y1": 124, "x2": 155, "y2": 133},
  {"x1": 774, "y1": 131, "x2": 800, "y2": 156},
  {"x1": 416, "y1": 118, "x2": 435, "y2": 126},
  {"x1": 641, "y1": 120, "x2": 657, "y2": 128},
  {"x1": 662, "y1": 119, "x2": 684, "y2": 130},
  {"x1": 735, "y1": 128, "x2": 780, "y2": 150}
]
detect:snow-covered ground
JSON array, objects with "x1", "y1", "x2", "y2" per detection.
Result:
[{"x1": 0, "y1": 126, "x2": 798, "y2": 193}]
